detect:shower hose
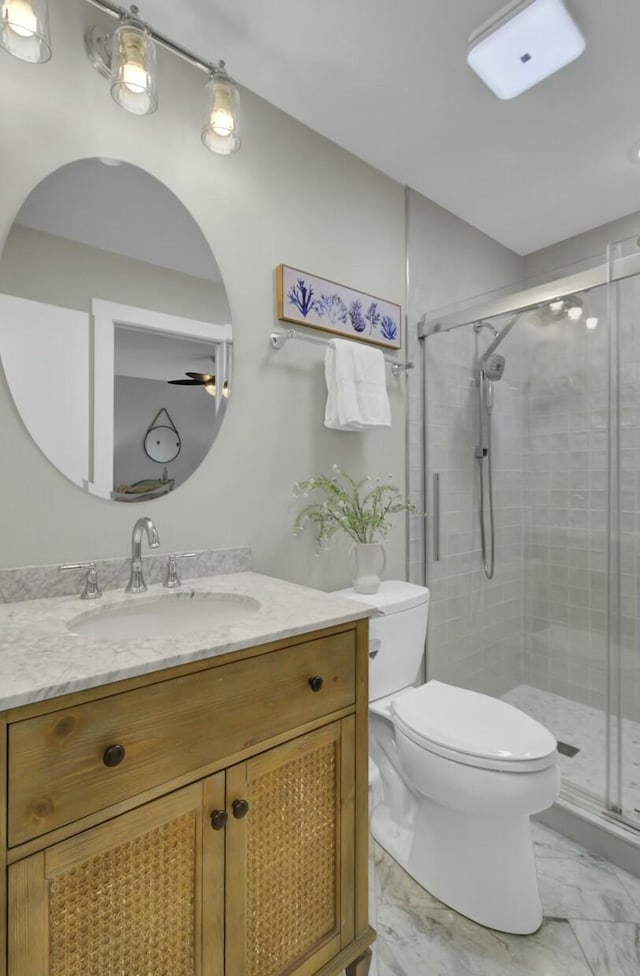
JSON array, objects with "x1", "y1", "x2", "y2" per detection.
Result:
[{"x1": 478, "y1": 418, "x2": 495, "y2": 581}]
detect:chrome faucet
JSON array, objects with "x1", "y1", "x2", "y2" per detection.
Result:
[{"x1": 125, "y1": 516, "x2": 160, "y2": 593}]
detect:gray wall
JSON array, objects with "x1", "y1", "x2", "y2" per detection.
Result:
[
  {"x1": 0, "y1": 0, "x2": 407, "y2": 590},
  {"x1": 0, "y1": 225, "x2": 231, "y2": 322},
  {"x1": 524, "y1": 207, "x2": 640, "y2": 284}
]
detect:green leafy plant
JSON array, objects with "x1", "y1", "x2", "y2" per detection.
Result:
[{"x1": 293, "y1": 465, "x2": 414, "y2": 546}]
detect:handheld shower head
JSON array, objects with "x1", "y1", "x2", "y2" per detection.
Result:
[{"x1": 483, "y1": 353, "x2": 506, "y2": 382}]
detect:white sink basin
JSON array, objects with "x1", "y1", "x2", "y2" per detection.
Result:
[{"x1": 67, "y1": 591, "x2": 262, "y2": 640}]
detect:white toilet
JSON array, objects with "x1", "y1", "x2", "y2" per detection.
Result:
[{"x1": 336, "y1": 580, "x2": 560, "y2": 935}]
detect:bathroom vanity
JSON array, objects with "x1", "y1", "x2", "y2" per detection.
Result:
[{"x1": 0, "y1": 572, "x2": 374, "y2": 976}]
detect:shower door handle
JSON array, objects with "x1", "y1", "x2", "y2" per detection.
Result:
[{"x1": 432, "y1": 473, "x2": 440, "y2": 562}]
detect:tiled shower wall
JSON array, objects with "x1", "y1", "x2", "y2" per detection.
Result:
[
  {"x1": 406, "y1": 187, "x2": 526, "y2": 696},
  {"x1": 421, "y1": 321, "x2": 527, "y2": 696},
  {"x1": 612, "y1": 266, "x2": 640, "y2": 727},
  {"x1": 519, "y1": 293, "x2": 610, "y2": 711}
]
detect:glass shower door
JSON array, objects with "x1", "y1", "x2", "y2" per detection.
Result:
[{"x1": 607, "y1": 236, "x2": 640, "y2": 827}]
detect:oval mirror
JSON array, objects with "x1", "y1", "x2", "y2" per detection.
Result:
[{"x1": 0, "y1": 158, "x2": 232, "y2": 502}]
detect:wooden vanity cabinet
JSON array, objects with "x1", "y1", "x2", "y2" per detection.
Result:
[{"x1": 1, "y1": 620, "x2": 374, "y2": 976}]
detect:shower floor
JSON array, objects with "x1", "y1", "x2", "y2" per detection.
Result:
[{"x1": 502, "y1": 685, "x2": 640, "y2": 824}]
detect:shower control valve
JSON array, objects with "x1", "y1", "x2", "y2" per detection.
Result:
[{"x1": 474, "y1": 446, "x2": 488, "y2": 459}]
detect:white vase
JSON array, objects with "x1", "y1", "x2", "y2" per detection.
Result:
[{"x1": 350, "y1": 542, "x2": 386, "y2": 594}]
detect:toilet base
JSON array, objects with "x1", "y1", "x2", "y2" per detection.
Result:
[
  {"x1": 370, "y1": 802, "x2": 413, "y2": 869},
  {"x1": 371, "y1": 798, "x2": 543, "y2": 934}
]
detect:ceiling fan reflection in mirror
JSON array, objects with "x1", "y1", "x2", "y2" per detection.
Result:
[
  {"x1": 167, "y1": 371, "x2": 230, "y2": 397},
  {"x1": 168, "y1": 370, "x2": 217, "y2": 395}
]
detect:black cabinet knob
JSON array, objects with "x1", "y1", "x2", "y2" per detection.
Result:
[
  {"x1": 210, "y1": 809, "x2": 228, "y2": 830},
  {"x1": 232, "y1": 798, "x2": 249, "y2": 819},
  {"x1": 308, "y1": 675, "x2": 324, "y2": 692},
  {"x1": 103, "y1": 743, "x2": 125, "y2": 768}
]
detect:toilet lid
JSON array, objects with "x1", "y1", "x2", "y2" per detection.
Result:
[{"x1": 391, "y1": 680, "x2": 557, "y2": 765}]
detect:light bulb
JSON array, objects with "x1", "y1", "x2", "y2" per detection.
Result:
[
  {"x1": 4, "y1": 0, "x2": 37, "y2": 36},
  {"x1": 0, "y1": 0, "x2": 50, "y2": 61},
  {"x1": 549, "y1": 300, "x2": 565, "y2": 314},
  {"x1": 567, "y1": 304, "x2": 583, "y2": 321},
  {"x1": 222, "y1": 380, "x2": 230, "y2": 398},
  {"x1": 204, "y1": 381, "x2": 217, "y2": 397},
  {"x1": 122, "y1": 58, "x2": 148, "y2": 94},
  {"x1": 202, "y1": 66, "x2": 241, "y2": 155},
  {"x1": 586, "y1": 317, "x2": 599, "y2": 331},
  {"x1": 210, "y1": 104, "x2": 235, "y2": 137}
]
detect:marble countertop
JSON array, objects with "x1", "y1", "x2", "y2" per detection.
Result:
[{"x1": 0, "y1": 572, "x2": 373, "y2": 712}]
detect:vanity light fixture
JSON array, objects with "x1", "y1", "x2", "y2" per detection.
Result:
[
  {"x1": 109, "y1": 8, "x2": 157, "y2": 115},
  {"x1": 201, "y1": 62, "x2": 241, "y2": 155},
  {"x1": 585, "y1": 316, "x2": 599, "y2": 331},
  {"x1": 83, "y1": 0, "x2": 241, "y2": 152},
  {"x1": 0, "y1": 0, "x2": 51, "y2": 63}
]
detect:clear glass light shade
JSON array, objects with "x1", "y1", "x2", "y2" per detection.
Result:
[
  {"x1": 0, "y1": 0, "x2": 51, "y2": 63},
  {"x1": 202, "y1": 68, "x2": 240, "y2": 155},
  {"x1": 110, "y1": 21, "x2": 157, "y2": 116}
]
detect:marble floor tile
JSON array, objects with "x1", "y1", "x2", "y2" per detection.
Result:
[
  {"x1": 372, "y1": 823, "x2": 640, "y2": 975},
  {"x1": 532, "y1": 820, "x2": 605, "y2": 864},
  {"x1": 376, "y1": 904, "x2": 593, "y2": 976},
  {"x1": 612, "y1": 865, "x2": 640, "y2": 919},
  {"x1": 373, "y1": 844, "x2": 593, "y2": 976},
  {"x1": 537, "y1": 855, "x2": 637, "y2": 921},
  {"x1": 570, "y1": 920, "x2": 640, "y2": 976}
]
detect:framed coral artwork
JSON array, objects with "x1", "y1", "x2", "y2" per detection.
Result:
[{"x1": 276, "y1": 264, "x2": 401, "y2": 350}]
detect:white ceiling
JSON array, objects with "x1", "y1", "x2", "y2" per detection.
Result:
[{"x1": 140, "y1": 0, "x2": 640, "y2": 255}]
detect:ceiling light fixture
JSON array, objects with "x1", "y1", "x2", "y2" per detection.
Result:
[
  {"x1": 467, "y1": 0, "x2": 585, "y2": 100},
  {"x1": 83, "y1": 0, "x2": 241, "y2": 152},
  {"x1": 0, "y1": 0, "x2": 51, "y2": 63}
]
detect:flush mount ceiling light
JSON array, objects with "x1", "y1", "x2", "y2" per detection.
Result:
[
  {"x1": 0, "y1": 0, "x2": 51, "y2": 63},
  {"x1": 467, "y1": 0, "x2": 585, "y2": 100},
  {"x1": 82, "y1": 0, "x2": 241, "y2": 152}
]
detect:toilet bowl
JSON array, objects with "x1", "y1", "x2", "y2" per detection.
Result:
[{"x1": 336, "y1": 581, "x2": 560, "y2": 935}]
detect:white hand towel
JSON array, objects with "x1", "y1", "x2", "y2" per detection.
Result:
[{"x1": 324, "y1": 338, "x2": 391, "y2": 430}]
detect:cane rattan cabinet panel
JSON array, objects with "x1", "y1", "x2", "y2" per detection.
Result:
[
  {"x1": 225, "y1": 722, "x2": 355, "y2": 976},
  {"x1": 2, "y1": 621, "x2": 374, "y2": 976},
  {"x1": 8, "y1": 779, "x2": 224, "y2": 976},
  {"x1": 8, "y1": 629, "x2": 356, "y2": 846}
]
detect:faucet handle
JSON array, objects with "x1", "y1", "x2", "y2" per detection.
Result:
[
  {"x1": 60, "y1": 562, "x2": 102, "y2": 600},
  {"x1": 163, "y1": 552, "x2": 196, "y2": 588}
]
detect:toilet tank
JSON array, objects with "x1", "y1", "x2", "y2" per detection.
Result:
[{"x1": 334, "y1": 581, "x2": 430, "y2": 701}]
